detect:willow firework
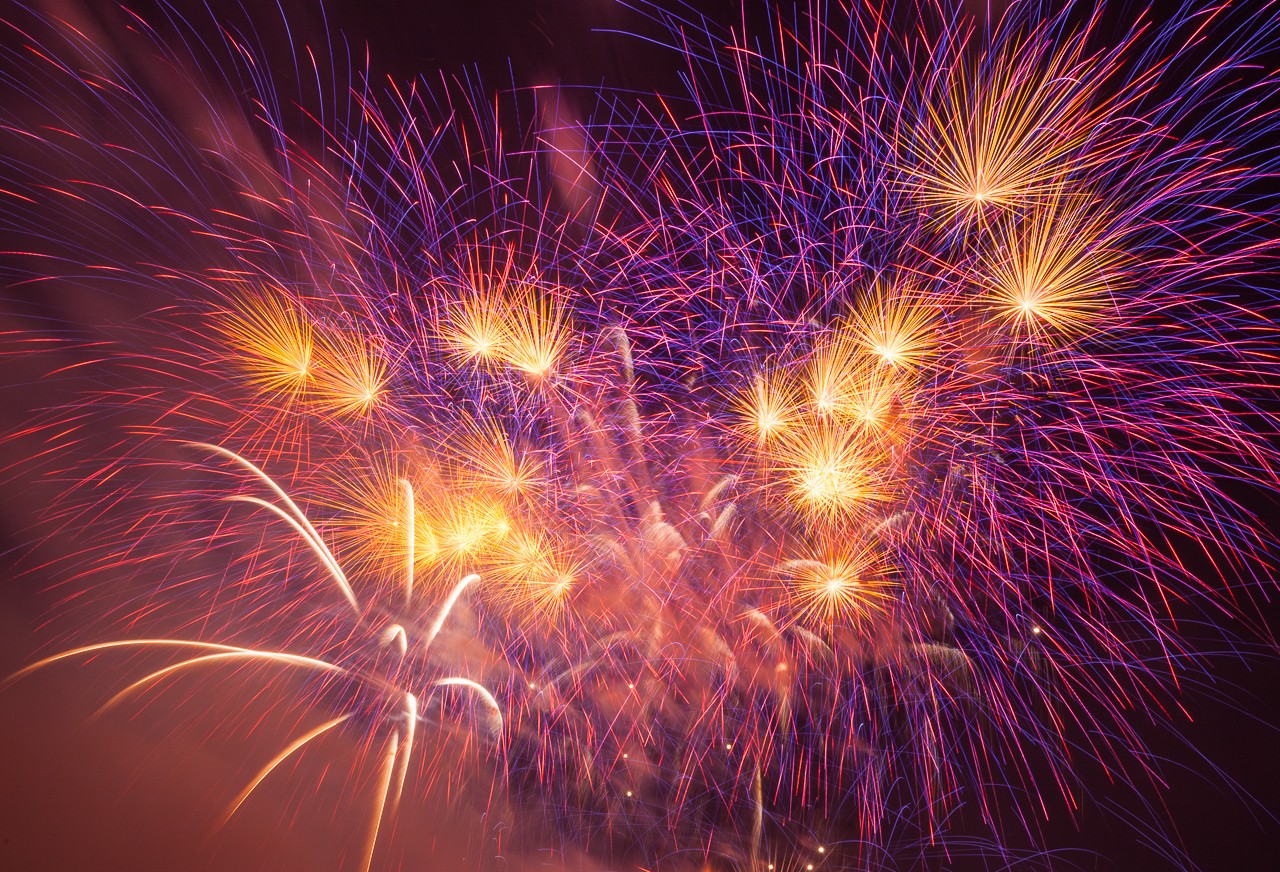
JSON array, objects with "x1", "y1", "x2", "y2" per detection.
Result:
[{"x1": 2, "y1": 1, "x2": 1278, "y2": 871}]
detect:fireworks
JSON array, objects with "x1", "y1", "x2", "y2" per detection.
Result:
[{"x1": 3, "y1": 1, "x2": 1279, "y2": 871}]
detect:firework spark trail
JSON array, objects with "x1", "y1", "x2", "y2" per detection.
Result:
[
  {"x1": 3, "y1": 1, "x2": 1280, "y2": 871},
  {"x1": 585, "y1": 0, "x2": 1280, "y2": 856}
]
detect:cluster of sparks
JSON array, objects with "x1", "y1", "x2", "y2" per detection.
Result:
[{"x1": 4, "y1": 1, "x2": 1280, "y2": 870}]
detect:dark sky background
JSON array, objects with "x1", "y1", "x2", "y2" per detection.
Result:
[{"x1": 1, "y1": 1, "x2": 1277, "y2": 871}]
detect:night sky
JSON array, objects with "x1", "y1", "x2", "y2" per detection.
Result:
[{"x1": 1, "y1": 1, "x2": 1278, "y2": 870}]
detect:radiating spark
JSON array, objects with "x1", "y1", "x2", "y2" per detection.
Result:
[{"x1": 216, "y1": 292, "x2": 314, "y2": 396}]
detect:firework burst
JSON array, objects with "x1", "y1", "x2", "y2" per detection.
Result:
[{"x1": 3, "y1": 1, "x2": 1280, "y2": 871}]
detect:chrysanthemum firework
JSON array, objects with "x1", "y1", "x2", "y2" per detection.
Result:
[{"x1": 2, "y1": 1, "x2": 1278, "y2": 871}]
